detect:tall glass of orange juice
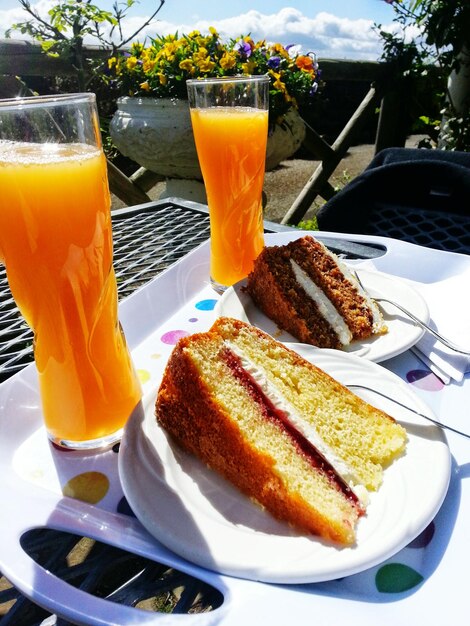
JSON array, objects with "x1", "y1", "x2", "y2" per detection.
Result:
[
  {"x1": 0, "y1": 93, "x2": 141, "y2": 450},
  {"x1": 187, "y1": 76, "x2": 269, "y2": 292}
]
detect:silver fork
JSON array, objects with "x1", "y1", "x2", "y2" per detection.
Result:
[
  {"x1": 353, "y1": 270, "x2": 470, "y2": 356},
  {"x1": 348, "y1": 383, "x2": 470, "y2": 439}
]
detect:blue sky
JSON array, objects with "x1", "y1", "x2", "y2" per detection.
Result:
[
  {"x1": 1, "y1": 1, "x2": 399, "y2": 60},
  {"x1": 159, "y1": 1, "x2": 394, "y2": 23}
]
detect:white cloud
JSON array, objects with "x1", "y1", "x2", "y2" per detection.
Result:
[
  {"x1": 135, "y1": 8, "x2": 389, "y2": 61},
  {"x1": 1, "y1": 3, "x2": 394, "y2": 61},
  {"x1": 1, "y1": 0, "x2": 56, "y2": 33}
]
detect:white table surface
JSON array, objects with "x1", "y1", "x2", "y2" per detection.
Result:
[{"x1": 0, "y1": 230, "x2": 468, "y2": 626}]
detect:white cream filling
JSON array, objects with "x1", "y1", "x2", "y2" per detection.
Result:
[
  {"x1": 321, "y1": 244, "x2": 385, "y2": 333},
  {"x1": 290, "y1": 259, "x2": 353, "y2": 345},
  {"x1": 290, "y1": 243, "x2": 385, "y2": 338},
  {"x1": 226, "y1": 341, "x2": 369, "y2": 505}
]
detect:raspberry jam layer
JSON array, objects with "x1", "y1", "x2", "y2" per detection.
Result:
[{"x1": 220, "y1": 346, "x2": 362, "y2": 509}]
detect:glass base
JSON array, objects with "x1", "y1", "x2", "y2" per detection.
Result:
[
  {"x1": 48, "y1": 427, "x2": 123, "y2": 452},
  {"x1": 210, "y1": 276, "x2": 229, "y2": 295}
]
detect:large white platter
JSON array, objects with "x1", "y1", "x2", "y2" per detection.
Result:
[
  {"x1": 214, "y1": 268, "x2": 429, "y2": 363},
  {"x1": 119, "y1": 346, "x2": 451, "y2": 584}
]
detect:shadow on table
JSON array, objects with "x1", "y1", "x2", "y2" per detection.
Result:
[{"x1": 289, "y1": 454, "x2": 462, "y2": 603}]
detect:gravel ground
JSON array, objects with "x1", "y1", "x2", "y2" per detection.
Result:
[
  {"x1": 262, "y1": 135, "x2": 426, "y2": 224},
  {"x1": 262, "y1": 143, "x2": 376, "y2": 224}
]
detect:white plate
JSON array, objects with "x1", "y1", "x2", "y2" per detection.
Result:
[
  {"x1": 119, "y1": 347, "x2": 451, "y2": 584},
  {"x1": 214, "y1": 268, "x2": 429, "y2": 363}
]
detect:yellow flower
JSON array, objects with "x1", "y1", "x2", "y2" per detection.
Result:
[
  {"x1": 141, "y1": 48, "x2": 155, "y2": 60},
  {"x1": 209, "y1": 26, "x2": 218, "y2": 37},
  {"x1": 270, "y1": 71, "x2": 287, "y2": 93},
  {"x1": 179, "y1": 59, "x2": 193, "y2": 72},
  {"x1": 126, "y1": 57, "x2": 138, "y2": 70},
  {"x1": 193, "y1": 47, "x2": 208, "y2": 62},
  {"x1": 107, "y1": 56, "x2": 117, "y2": 69},
  {"x1": 157, "y1": 72, "x2": 167, "y2": 86},
  {"x1": 197, "y1": 57, "x2": 216, "y2": 73},
  {"x1": 162, "y1": 41, "x2": 179, "y2": 59},
  {"x1": 193, "y1": 47, "x2": 216, "y2": 72},
  {"x1": 242, "y1": 60, "x2": 257, "y2": 74},
  {"x1": 139, "y1": 81, "x2": 150, "y2": 91},
  {"x1": 142, "y1": 58, "x2": 157, "y2": 72},
  {"x1": 271, "y1": 43, "x2": 290, "y2": 59},
  {"x1": 220, "y1": 51, "x2": 237, "y2": 70}
]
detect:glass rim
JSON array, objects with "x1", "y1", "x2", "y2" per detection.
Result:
[
  {"x1": 186, "y1": 74, "x2": 270, "y2": 86},
  {"x1": 0, "y1": 92, "x2": 96, "y2": 111}
]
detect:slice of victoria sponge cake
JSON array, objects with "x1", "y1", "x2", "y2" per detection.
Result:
[{"x1": 155, "y1": 317, "x2": 407, "y2": 545}]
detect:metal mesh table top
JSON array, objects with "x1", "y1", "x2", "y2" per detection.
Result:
[{"x1": 0, "y1": 199, "x2": 212, "y2": 382}]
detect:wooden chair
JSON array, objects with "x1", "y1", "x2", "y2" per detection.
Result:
[{"x1": 281, "y1": 84, "x2": 383, "y2": 225}]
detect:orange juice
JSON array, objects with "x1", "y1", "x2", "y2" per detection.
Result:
[
  {"x1": 190, "y1": 106, "x2": 268, "y2": 288},
  {"x1": 0, "y1": 142, "x2": 141, "y2": 445}
]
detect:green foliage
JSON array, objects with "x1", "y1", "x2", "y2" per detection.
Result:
[
  {"x1": 5, "y1": 0, "x2": 167, "y2": 159},
  {"x1": 413, "y1": 0, "x2": 470, "y2": 68},
  {"x1": 5, "y1": 0, "x2": 166, "y2": 91},
  {"x1": 378, "y1": 0, "x2": 470, "y2": 150},
  {"x1": 295, "y1": 217, "x2": 319, "y2": 231},
  {"x1": 332, "y1": 170, "x2": 353, "y2": 192},
  {"x1": 439, "y1": 109, "x2": 470, "y2": 151}
]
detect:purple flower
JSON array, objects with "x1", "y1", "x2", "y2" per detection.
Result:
[
  {"x1": 235, "y1": 40, "x2": 252, "y2": 57},
  {"x1": 267, "y1": 56, "x2": 281, "y2": 69}
]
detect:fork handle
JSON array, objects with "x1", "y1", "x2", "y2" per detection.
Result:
[
  {"x1": 348, "y1": 384, "x2": 470, "y2": 439},
  {"x1": 377, "y1": 297, "x2": 470, "y2": 356}
]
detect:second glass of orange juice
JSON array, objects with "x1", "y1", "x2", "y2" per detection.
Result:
[{"x1": 187, "y1": 76, "x2": 269, "y2": 293}]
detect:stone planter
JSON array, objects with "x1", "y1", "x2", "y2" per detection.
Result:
[
  {"x1": 110, "y1": 97, "x2": 306, "y2": 180},
  {"x1": 110, "y1": 97, "x2": 203, "y2": 180},
  {"x1": 265, "y1": 108, "x2": 306, "y2": 170}
]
